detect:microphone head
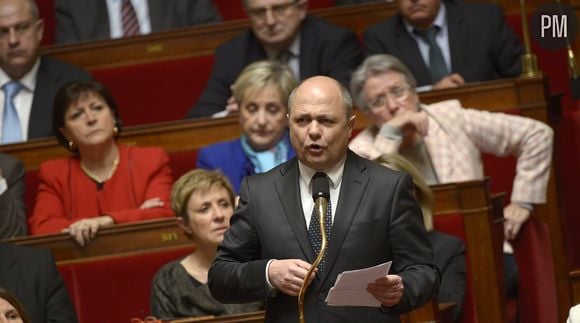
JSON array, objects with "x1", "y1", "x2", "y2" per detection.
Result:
[{"x1": 311, "y1": 172, "x2": 330, "y2": 200}]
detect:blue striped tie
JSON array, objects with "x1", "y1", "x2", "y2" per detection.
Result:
[{"x1": 2, "y1": 81, "x2": 23, "y2": 144}]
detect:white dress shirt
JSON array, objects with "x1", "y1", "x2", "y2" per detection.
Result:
[
  {"x1": 106, "y1": 0, "x2": 152, "y2": 39},
  {"x1": 0, "y1": 59, "x2": 40, "y2": 142}
]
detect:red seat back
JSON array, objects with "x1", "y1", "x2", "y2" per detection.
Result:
[
  {"x1": 168, "y1": 150, "x2": 199, "y2": 179},
  {"x1": 57, "y1": 246, "x2": 194, "y2": 323},
  {"x1": 92, "y1": 55, "x2": 215, "y2": 126},
  {"x1": 37, "y1": 0, "x2": 56, "y2": 45},
  {"x1": 512, "y1": 217, "x2": 559, "y2": 323},
  {"x1": 434, "y1": 213, "x2": 477, "y2": 323}
]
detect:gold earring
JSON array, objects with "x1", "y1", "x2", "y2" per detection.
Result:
[
  {"x1": 68, "y1": 140, "x2": 77, "y2": 151},
  {"x1": 113, "y1": 126, "x2": 119, "y2": 137}
]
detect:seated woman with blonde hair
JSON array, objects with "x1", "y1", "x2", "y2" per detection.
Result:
[
  {"x1": 196, "y1": 60, "x2": 296, "y2": 192},
  {"x1": 150, "y1": 169, "x2": 262, "y2": 319},
  {"x1": 29, "y1": 81, "x2": 173, "y2": 245},
  {"x1": 375, "y1": 154, "x2": 466, "y2": 322}
]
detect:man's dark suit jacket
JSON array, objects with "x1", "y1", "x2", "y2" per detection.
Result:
[
  {"x1": 427, "y1": 230, "x2": 466, "y2": 323},
  {"x1": 0, "y1": 153, "x2": 26, "y2": 238},
  {"x1": 187, "y1": 15, "x2": 363, "y2": 118},
  {"x1": 25, "y1": 56, "x2": 91, "y2": 140},
  {"x1": 209, "y1": 151, "x2": 439, "y2": 322},
  {"x1": 0, "y1": 243, "x2": 78, "y2": 323},
  {"x1": 364, "y1": 0, "x2": 522, "y2": 87},
  {"x1": 54, "y1": 0, "x2": 221, "y2": 44}
]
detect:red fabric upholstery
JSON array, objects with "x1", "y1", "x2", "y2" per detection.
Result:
[
  {"x1": 92, "y1": 55, "x2": 214, "y2": 126},
  {"x1": 168, "y1": 150, "x2": 199, "y2": 179},
  {"x1": 433, "y1": 213, "x2": 476, "y2": 323},
  {"x1": 512, "y1": 217, "x2": 559, "y2": 323},
  {"x1": 37, "y1": 0, "x2": 56, "y2": 46},
  {"x1": 57, "y1": 246, "x2": 194, "y2": 323}
]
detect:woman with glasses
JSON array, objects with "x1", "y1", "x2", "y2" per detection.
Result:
[{"x1": 349, "y1": 54, "x2": 554, "y2": 302}]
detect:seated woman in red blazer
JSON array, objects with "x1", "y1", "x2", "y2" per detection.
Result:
[{"x1": 29, "y1": 81, "x2": 173, "y2": 245}]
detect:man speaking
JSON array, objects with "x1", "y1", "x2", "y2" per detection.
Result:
[{"x1": 208, "y1": 76, "x2": 439, "y2": 322}]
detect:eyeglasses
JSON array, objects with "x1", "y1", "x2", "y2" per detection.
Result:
[
  {"x1": 246, "y1": 0, "x2": 300, "y2": 21},
  {"x1": 365, "y1": 85, "x2": 412, "y2": 112}
]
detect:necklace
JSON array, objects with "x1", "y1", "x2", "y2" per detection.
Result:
[{"x1": 80, "y1": 155, "x2": 120, "y2": 184}]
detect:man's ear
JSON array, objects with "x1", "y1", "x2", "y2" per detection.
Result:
[{"x1": 348, "y1": 115, "x2": 356, "y2": 137}]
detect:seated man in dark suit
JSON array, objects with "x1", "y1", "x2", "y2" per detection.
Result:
[
  {"x1": 208, "y1": 76, "x2": 439, "y2": 322},
  {"x1": 0, "y1": 153, "x2": 26, "y2": 238},
  {"x1": 0, "y1": 0, "x2": 91, "y2": 144},
  {"x1": 187, "y1": 0, "x2": 363, "y2": 118},
  {"x1": 54, "y1": 0, "x2": 222, "y2": 44},
  {"x1": 364, "y1": 0, "x2": 522, "y2": 91},
  {"x1": 0, "y1": 242, "x2": 78, "y2": 322}
]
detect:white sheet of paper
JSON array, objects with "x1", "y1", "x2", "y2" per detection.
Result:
[{"x1": 324, "y1": 261, "x2": 392, "y2": 307}]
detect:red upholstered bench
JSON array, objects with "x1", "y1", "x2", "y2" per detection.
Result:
[
  {"x1": 433, "y1": 213, "x2": 476, "y2": 323},
  {"x1": 57, "y1": 246, "x2": 194, "y2": 323},
  {"x1": 92, "y1": 55, "x2": 215, "y2": 126},
  {"x1": 168, "y1": 150, "x2": 199, "y2": 179}
]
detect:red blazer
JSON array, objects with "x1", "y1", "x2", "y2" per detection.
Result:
[{"x1": 29, "y1": 145, "x2": 174, "y2": 235}]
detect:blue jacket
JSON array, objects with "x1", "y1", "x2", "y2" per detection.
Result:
[{"x1": 197, "y1": 136, "x2": 295, "y2": 193}]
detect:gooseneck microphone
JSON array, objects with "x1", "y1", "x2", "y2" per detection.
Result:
[{"x1": 298, "y1": 172, "x2": 330, "y2": 323}]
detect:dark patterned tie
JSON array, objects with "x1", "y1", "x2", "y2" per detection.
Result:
[
  {"x1": 308, "y1": 173, "x2": 332, "y2": 272},
  {"x1": 414, "y1": 26, "x2": 448, "y2": 83},
  {"x1": 121, "y1": 0, "x2": 140, "y2": 36}
]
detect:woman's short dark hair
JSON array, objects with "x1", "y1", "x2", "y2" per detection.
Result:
[
  {"x1": 52, "y1": 80, "x2": 123, "y2": 150},
  {"x1": 0, "y1": 287, "x2": 31, "y2": 323}
]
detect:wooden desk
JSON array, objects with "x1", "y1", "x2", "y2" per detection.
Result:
[
  {"x1": 39, "y1": 1, "x2": 549, "y2": 71},
  {"x1": 2, "y1": 218, "x2": 190, "y2": 262},
  {"x1": 0, "y1": 76, "x2": 550, "y2": 171},
  {"x1": 432, "y1": 179, "x2": 506, "y2": 323},
  {"x1": 169, "y1": 303, "x2": 457, "y2": 323}
]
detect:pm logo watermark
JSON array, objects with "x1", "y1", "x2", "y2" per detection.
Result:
[{"x1": 531, "y1": 2, "x2": 578, "y2": 51}]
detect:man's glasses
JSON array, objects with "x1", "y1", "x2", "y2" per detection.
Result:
[
  {"x1": 366, "y1": 85, "x2": 412, "y2": 112},
  {"x1": 246, "y1": 0, "x2": 300, "y2": 21}
]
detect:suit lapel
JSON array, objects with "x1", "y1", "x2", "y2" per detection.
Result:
[
  {"x1": 28, "y1": 58, "x2": 57, "y2": 139},
  {"x1": 319, "y1": 151, "x2": 369, "y2": 286},
  {"x1": 275, "y1": 160, "x2": 315, "y2": 262},
  {"x1": 0, "y1": 244, "x2": 18, "y2": 292},
  {"x1": 148, "y1": 0, "x2": 166, "y2": 31},
  {"x1": 297, "y1": 17, "x2": 315, "y2": 81},
  {"x1": 445, "y1": 1, "x2": 467, "y2": 74},
  {"x1": 394, "y1": 16, "x2": 432, "y2": 86}
]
